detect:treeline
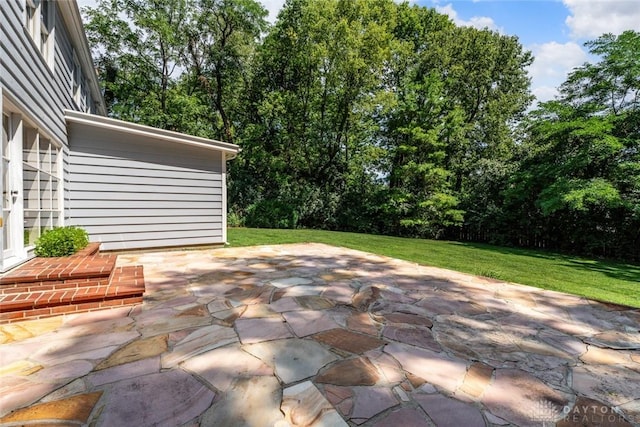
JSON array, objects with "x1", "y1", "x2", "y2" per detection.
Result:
[{"x1": 84, "y1": 0, "x2": 640, "y2": 261}]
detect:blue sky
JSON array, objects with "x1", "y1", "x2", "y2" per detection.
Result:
[
  {"x1": 424, "y1": 0, "x2": 571, "y2": 46},
  {"x1": 78, "y1": 0, "x2": 640, "y2": 104}
]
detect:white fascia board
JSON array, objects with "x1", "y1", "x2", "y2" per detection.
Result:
[{"x1": 64, "y1": 110, "x2": 241, "y2": 158}]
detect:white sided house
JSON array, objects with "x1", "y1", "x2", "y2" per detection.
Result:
[{"x1": 1, "y1": 0, "x2": 239, "y2": 271}]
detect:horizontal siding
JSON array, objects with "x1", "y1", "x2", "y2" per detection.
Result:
[
  {"x1": 69, "y1": 152, "x2": 222, "y2": 173},
  {"x1": 0, "y1": 2, "x2": 84, "y2": 223},
  {"x1": 93, "y1": 228, "x2": 223, "y2": 242},
  {"x1": 71, "y1": 199, "x2": 222, "y2": 209},
  {"x1": 68, "y1": 182, "x2": 222, "y2": 195},
  {"x1": 68, "y1": 122, "x2": 226, "y2": 250},
  {"x1": 70, "y1": 174, "x2": 221, "y2": 187},
  {"x1": 71, "y1": 207, "x2": 222, "y2": 217},
  {"x1": 0, "y1": 2, "x2": 76, "y2": 143},
  {"x1": 84, "y1": 221, "x2": 223, "y2": 233},
  {"x1": 69, "y1": 163, "x2": 221, "y2": 181},
  {"x1": 73, "y1": 215, "x2": 222, "y2": 226},
  {"x1": 70, "y1": 136, "x2": 224, "y2": 173},
  {"x1": 70, "y1": 190, "x2": 222, "y2": 201}
]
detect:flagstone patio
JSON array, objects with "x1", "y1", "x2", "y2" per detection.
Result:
[{"x1": 0, "y1": 243, "x2": 639, "y2": 426}]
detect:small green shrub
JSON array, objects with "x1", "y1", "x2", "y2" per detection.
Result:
[
  {"x1": 34, "y1": 226, "x2": 89, "y2": 257},
  {"x1": 227, "y1": 210, "x2": 245, "y2": 228}
]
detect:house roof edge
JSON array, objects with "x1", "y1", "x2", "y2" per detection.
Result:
[{"x1": 64, "y1": 109, "x2": 241, "y2": 158}]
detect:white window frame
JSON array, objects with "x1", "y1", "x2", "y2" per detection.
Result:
[
  {"x1": 71, "y1": 50, "x2": 92, "y2": 113},
  {"x1": 72, "y1": 50, "x2": 82, "y2": 105},
  {"x1": 25, "y1": 0, "x2": 55, "y2": 69},
  {"x1": 22, "y1": 124, "x2": 63, "y2": 249},
  {"x1": 1, "y1": 97, "x2": 63, "y2": 271},
  {"x1": 25, "y1": 0, "x2": 37, "y2": 40},
  {"x1": 80, "y1": 79, "x2": 88, "y2": 112}
]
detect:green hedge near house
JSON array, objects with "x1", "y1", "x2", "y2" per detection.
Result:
[{"x1": 34, "y1": 226, "x2": 89, "y2": 257}]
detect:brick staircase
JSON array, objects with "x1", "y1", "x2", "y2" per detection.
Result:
[{"x1": 0, "y1": 243, "x2": 145, "y2": 324}]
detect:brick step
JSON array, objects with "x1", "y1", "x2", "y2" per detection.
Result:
[
  {"x1": 0, "y1": 254, "x2": 116, "y2": 287},
  {"x1": 0, "y1": 266, "x2": 145, "y2": 324},
  {"x1": 0, "y1": 277, "x2": 111, "y2": 296},
  {"x1": 71, "y1": 242, "x2": 102, "y2": 257}
]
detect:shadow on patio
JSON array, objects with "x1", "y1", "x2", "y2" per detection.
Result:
[{"x1": 1, "y1": 243, "x2": 639, "y2": 426}]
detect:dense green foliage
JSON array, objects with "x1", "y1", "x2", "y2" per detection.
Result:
[
  {"x1": 493, "y1": 31, "x2": 640, "y2": 260},
  {"x1": 34, "y1": 227, "x2": 89, "y2": 257},
  {"x1": 84, "y1": 0, "x2": 640, "y2": 262},
  {"x1": 84, "y1": 0, "x2": 267, "y2": 140},
  {"x1": 227, "y1": 228, "x2": 640, "y2": 308}
]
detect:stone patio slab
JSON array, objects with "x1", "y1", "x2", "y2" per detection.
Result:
[
  {"x1": 2, "y1": 243, "x2": 640, "y2": 426},
  {"x1": 312, "y1": 328, "x2": 385, "y2": 354},
  {"x1": 415, "y1": 393, "x2": 485, "y2": 427},
  {"x1": 384, "y1": 341, "x2": 468, "y2": 393},
  {"x1": 243, "y1": 338, "x2": 338, "y2": 384},
  {"x1": 372, "y1": 407, "x2": 431, "y2": 427},
  {"x1": 282, "y1": 381, "x2": 348, "y2": 427},
  {"x1": 235, "y1": 316, "x2": 293, "y2": 344},
  {"x1": 162, "y1": 324, "x2": 237, "y2": 368},
  {"x1": 282, "y1": 310, "x2": 340, "y2": 337},
  {"x1": 349, "y1": 386, "x2": 398, "y2": 424},
  {"x1": 99, "y1": 370, "x2": 214, "y2": 426},
  {"x1": 316, "y1": 357, "x2": 380, "y2": 386},
  {"x1": 0, "y1": 391, "x2": 102, "y2": 425},
  {"x1": 180, "y1": 345, "x2": 272, "y2": 392},
  {"x1": 88, "y1": 357, "x2": 160, "y2": 387},
  {"x1": 200, "y1": 376, "x2": 285, "y2": 426}
]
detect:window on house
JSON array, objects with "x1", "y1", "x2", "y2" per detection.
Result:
[
  {"x1": 25, "y1": 1, "x2": 37, "y2": 38},
  {"x1": 22, "y1": 126, "x2": 61, "y2": 246},
  {"x1": 86, "y1": 89, "x2": 93, "y2": 114},
  {"x1": 25, "y1": 0, "x2": 54, "y2": 68},
  {"x1": 40, "y1": 1, "x2": 51, "y2": 58},
  {"x1": 71, "y1": 51, "x2": 92, "y2": 113},
  {"x1": 72, "y1": 51, "x2": 81, "y2": 104},
  {"x1": 80, "y1": 83, "x2": 88, "y2": 112}
]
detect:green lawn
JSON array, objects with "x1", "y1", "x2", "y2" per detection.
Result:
[{"x1": 226, "y1": 227, "x2": 640, "y2": 308}]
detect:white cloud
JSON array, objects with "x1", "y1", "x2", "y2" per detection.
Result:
[
  {"x1": 527, "y1": 41, "x2": 589, "y2": 103},
  {"x1": 564, "y1": 0, "x2": 640, "y2": 39},
  {"x1": 532, "y1": 86, "x2": 560, "y2": 104},
  {"x1": 260, "y1": 0, "x2": 286, "y2": 24},
  {"x1": 436, "y1": 3, "x2": 501, "y2": 31}
]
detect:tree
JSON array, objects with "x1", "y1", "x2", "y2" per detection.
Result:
[
  {"x1": 561, "y1": 30, "x2": 640, "y2": 115},
  {"x1": 379, "y1": 5, "x2": 532, "y2": 238},
  {"x1": 185, "y1": 0, "x2": 268, "y2": 143},
  {"x1": 503, "y1": 31, "x2": 640, "y2": 260},
  {"x1": 231, "y1": 0, "x2": 396, "y2": 228},
  {"x1": 84, "y1": 0, "x2": 190, "y2": 130},
  {"x1": 83, "y1": 0, "x2": 266, "y2": 140}
]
